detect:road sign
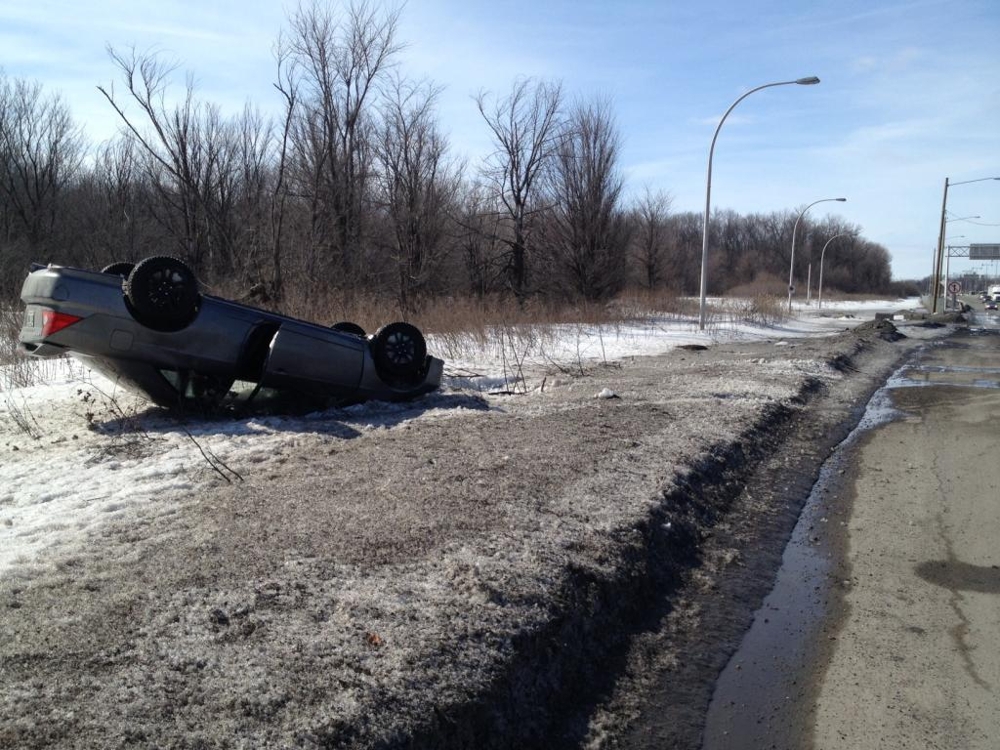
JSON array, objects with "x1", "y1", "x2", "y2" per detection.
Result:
[
  {"x1": 969, "y1": 244, "x2": 1000, "y2": 260},
  {"x1": 948, "y1": 281, "x2": 961, "y2": 294}
]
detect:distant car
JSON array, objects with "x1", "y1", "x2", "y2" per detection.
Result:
[
  {"x1": 985, "y1": 301, "x2": 998, "y2": 311},
  {"x1": 18, "y1": 257, "x2": 443, "y2": 410}
]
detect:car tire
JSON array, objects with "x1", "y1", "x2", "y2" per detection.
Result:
[
  {"x1": 372, "y1": 322, "x2": 427, "y2": 380},
  {"x1": 101, "y1": 262, "x2": 135, "y2": 278},
  {"x1": 332, "y1": 321, "x2": 367, "y2": 337},
  {"x1": 124, "y1": 256, "x2": 200, "y2": 331},
  {"x1": 187, "y1": 372, "x2": 235, "y2": 408}
]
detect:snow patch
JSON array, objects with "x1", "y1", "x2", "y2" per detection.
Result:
[{"x1": 0, "y1": 298, "x2": 929, "y2": 577}]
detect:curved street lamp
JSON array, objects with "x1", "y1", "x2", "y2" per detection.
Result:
[
  {"x1": 698, "y1": 76, "x2": 821, "y2": 330},
  {"x1": 817, "y1": 232, "x2": 850, "y2": 309},
  {"x1": 931, "y1": 176, "x2": 1000, "y2": 313},
  {"x1": 787, "y1": 197, "x2": 847, "y2": 312}
]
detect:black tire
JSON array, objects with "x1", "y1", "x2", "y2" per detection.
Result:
[
  {"x1": 187, "y1": 372, "x2": 234, "y2": 407},
  {"x1": 101, "y1": 262, "x2": 135, "y2": 278},
  {"x1": 332, "y1": 321, "x2": 367, "y2": 337},
  {"x1": 372, "y1": 322, "x2": 427, "y2": 379},
  {"x1": 124, "y1": 256, "x2": 200, "y2": 330}
]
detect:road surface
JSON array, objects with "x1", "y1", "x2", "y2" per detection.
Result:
[{"x1": 703, "y1": 320, "x2": 1000, "y2": 749}]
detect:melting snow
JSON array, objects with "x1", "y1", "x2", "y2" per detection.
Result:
[{"x1": 0, "y1": 298, "x2": 926, "y2": 577}]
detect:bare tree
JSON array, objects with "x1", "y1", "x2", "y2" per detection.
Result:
[
  {"x1": 98, "y1": 47, "x2": 284, "y2": 291},
  {"x1": 0, "y1": 71, "x2": 84, "y2": 264},
  {"x1": 747, "y1": 209, "x2": 796, "y2": 286},
  {"x1": 716, "y1": 209, "x2": 751, "y2": 288},
  {"x1": 98, "y1": 48, "x2": 222, "y2": 271},
  {"x1": 263, "y1": 44, "x2": 300, "y2": 300},
  {"x1": 804, "y1": 217, "x2": 894, "y2": 294},
  {"x1": 372, "y1": 74, "x2": 460, "y2": 315},
  {"x1": 95, "y1": 135, "x2": 143, "y2": 259},
  {"x1": 541, "y1": 98, "x2": 630, "y2": 301},
  {"x1": 662, "y1": 211, "x2": 702, "y2": 294},
  {"x1": 1, "y1": 42, "x2": 900, "y2": 307},
  {"x1": 284, "y1": 0, "x2": 402, "y2": 286},
  {"x1": 476, "y1": 77, "x2": 563, "y2": 302},
  {"x1": 631, "y1": 186, "x2": 672, "y2": 289},
  {"x1": 455, "y1": 181, "x2": 506, "y2": 298},
  {"x1": 54, "y1": 134, "x2": 158, "y2": 271}
]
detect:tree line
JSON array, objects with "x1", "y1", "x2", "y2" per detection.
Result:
[{"x1": 0, "y1": 1, "x2": 904, "y2": 318}]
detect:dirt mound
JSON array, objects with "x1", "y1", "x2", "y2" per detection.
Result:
[{"x1": 853, "y1": 318, "x2": 906, "y2": 341}]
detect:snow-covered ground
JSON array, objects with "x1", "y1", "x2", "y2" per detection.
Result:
[{"x1": 0, "y1": 298, "x2": 923, "y2": 580}]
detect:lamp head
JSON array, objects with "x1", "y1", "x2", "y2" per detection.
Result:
[
  {"x1": 796, "y1": 76, "x2": 821, "y2": 85},
  {"x1": 835, "y1": 197, "x2": 847, "y2": 202}
]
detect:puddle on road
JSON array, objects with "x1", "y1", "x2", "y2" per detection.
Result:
[
  {"x1": 700, "y1": 329, "x2": 1000, "y2": 748},
  {"x1": 889, "y1": 364, "x2": 1000, "y2": 389},
  {"x1": 700, "y1": 405, "x2": 869, "y2": 748}
]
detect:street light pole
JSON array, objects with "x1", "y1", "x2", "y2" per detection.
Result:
[
  {"x1": 788, "y1": 197, "x2": 847, "y2": 313},
  {"x1": 817, "y1": 232, "x2": 849, "y2": 309},
  {"x1": 931, "y1": 178, "x2": 950, "y2": 312},
  {"x1": 932, "y1": 176, "x2": 1000, "y2": 313},
  {"x1": 698, "y1": 76, "x2": 821, "y2": 330}
]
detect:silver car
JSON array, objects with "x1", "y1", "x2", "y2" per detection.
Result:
[{"x1": 18, "y1": 256, "x2": 443, "y2": 409}]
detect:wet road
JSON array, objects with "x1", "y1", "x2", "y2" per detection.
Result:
[{"x1": 702, "y1": 319, "x2": 1000, "y2": 749}]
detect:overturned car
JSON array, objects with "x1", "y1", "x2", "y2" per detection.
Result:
[{"x1": 18, "y1": 256, "x2": 443, "y2": 409}]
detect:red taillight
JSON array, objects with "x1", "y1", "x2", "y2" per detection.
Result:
[{"x1": 41, "y1": 310, "x2": 83, "y2": 337}]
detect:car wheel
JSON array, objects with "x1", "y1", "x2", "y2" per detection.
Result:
[
  {"x1": 187, "y1": 372, "x2": 234, "y2": 408},
  {"x1": 332, "y1": 321, "x2": 367, "y2": 337},
  {"x1": 101, "y1": 262, "x2": 135, "y2": 278},
  {"x1": 125, "y1": 256, "x2": 200, "y2": 330},
  {"x1": 372, "y1": 322, "x2": 427, "y2": 379}
]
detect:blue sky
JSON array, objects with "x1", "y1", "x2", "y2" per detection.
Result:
[{"x1": 2, "y1": 0, "x2": 999, "y2": 281}]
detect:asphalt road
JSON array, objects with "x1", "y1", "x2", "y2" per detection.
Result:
[{"x1": 702, "y1": 320, "x2": 1000, "y2": 749}]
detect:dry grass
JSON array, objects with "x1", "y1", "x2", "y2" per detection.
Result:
[
  {"x1": 1, "y1": 306, "x2": 88, "y2": 394},
  {"x1": 726, "y1": 274, "x2": 788, "y2": 299},
  {"x1": 815, "y1": 290, "x2": 908, "y2": 302},
  {"x1": 722, "y1": 295, "x2": 788, "y2": 327},
  {"x1": 271, "y1": 287, "x2": 694, "y2": 359},
  {"x1": 0, "y1": 306, "x2": 35, "y2": 389},
  {"x1": 281, "y1": 290, "x2": 656, "y2": 334},
  {"x1": 0, "y1": 307, "x2": 17, "y2": 361},
  {"x1": 2, "y1": 307, "x2": 44, "y2": 438},
  {"x1": 412, "y1": 291, "x2": 697, "y2": 366}
]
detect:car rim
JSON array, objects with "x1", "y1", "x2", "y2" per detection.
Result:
[
  {"x1": 384, "y1": 331, "x2": 416, "y2": 366},
  {"x1": 149, "y1": 268, "x2": 190, "y2": 311}
]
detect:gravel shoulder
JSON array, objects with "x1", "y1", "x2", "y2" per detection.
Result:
[{"x1": 0, "y1": 318, "x2": 951, "y2": 749}]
